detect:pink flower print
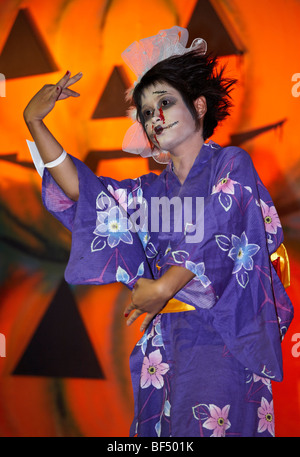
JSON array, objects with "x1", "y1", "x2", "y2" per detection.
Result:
[
  {"x1": 45, "y1": 181, "x2": 75, "y2": 212},
  {"x1": 202, "y1": 404, "x2": 231, "y2": 437},
  {"x1": 212, "y1": 175, "x2": 237, "y2": 195},
  {"x1": 260, "y1": 200, "x2": 281, "y2": 234},
  {"x1": 149, "y1": 315, "x2": 162, "y2": 337},
  {"x1": 107, "y1": 185, "x2": 128, "y2": 210},
  {"x1": 140, "y1": 349, "x2": 170, "y2": 389},
  {"x1": 253, "y1": 373, "x2": 272, "y2": 387},
  {"x1": 257, "y1": 397, "x2": 275, "y2": 436}
]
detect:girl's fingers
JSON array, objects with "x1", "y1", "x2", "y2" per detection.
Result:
[
  {"x1": 64, "y1": 72, "x2": 83, "y2": 88},
  {"x1": 126, "y1": 309, "x2": 143, "y2": 327},
  {"x1": 56, "y1": 71, "x2": 83, "y2": 90},
  {"x1": 57, "y1": 87, "x2": 80, "y2": 100},
  {"x1": 124, "y1": 302, "x2": 135, "y2": 317},
  {"x1": 140, "y1": 314, "x2": 155, "y2": 332},
  {"x1": 56, "y1": 70, "x2": 72, "y2": 88}
]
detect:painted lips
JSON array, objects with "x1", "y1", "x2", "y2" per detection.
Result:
[
  {"x1": 154, "y1": 126, "x2": 164, "y2": 135},
  {"x1": 154, "y1": 121, "x2": 179, "y2": 136}
]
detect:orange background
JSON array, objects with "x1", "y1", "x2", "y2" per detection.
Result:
[{"x1": 0, "y1": 0, "x2": 299, "y2": 437}]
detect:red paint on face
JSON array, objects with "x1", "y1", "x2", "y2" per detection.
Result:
[{"x1": 159, "y1": 107, "x2": 165, "y2": 124}]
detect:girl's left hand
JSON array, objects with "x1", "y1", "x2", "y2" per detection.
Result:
[{"x1": 124, "y1": 278, "x2": 169, "y2": 332}]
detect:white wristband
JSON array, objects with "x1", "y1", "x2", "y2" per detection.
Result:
[
  {"x1": 26, "y1": 140, "x2": 68, "y2": 177},
  {"x1": 45, "y1": 150, "x2": 67, "y2": 168}
]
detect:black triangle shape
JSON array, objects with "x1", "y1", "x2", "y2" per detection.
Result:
[
  {"x1": 84, "y1": 149, "x2": 136, "y2": 172},
  {"x1": 148, "y1": 158, "x2": 165, "y2": 172},
  {"x1": 187, "y1": 0, "x2": 244, "y2": 56},
  {"x1": 92, "y1": 66, "x2": 130, "y2": 119},
  {"x1": 13, "y1": 279, "x2": 105, "y2": 379},
  {"x1": 228, "y1": 119, "x2": 287, "y2": 146},
  {"x1": 0, "y1": 8, "x2": 58, "y2": 79},
  {"x1": 0, "y1": 153, "x2": 35, "y2": 169}
]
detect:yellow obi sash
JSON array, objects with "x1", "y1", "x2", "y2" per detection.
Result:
[
  {"x1": 160, "y1": 297, "x2": 196, "y2": 314},
  {"x1": 270, "y1": 243, "x2": 290, "y2": 288}
]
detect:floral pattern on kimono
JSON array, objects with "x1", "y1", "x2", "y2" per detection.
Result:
[{"x1": 41, "y1": 141, "x2": 293, "y2": 437}]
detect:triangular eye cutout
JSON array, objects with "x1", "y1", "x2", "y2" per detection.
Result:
[
  {"x1": 0, "y1": 8, "x2": 58, "y2": 79},
  {"x1": 92, "y1": 66, "x2": 130, "y2": 119},
  {"x1": 12, "y1": 279, "x2": 105, "y2": 379},
  {"x1": 84, "y1": 149, "x2": 134, "y2": 172},
  {"x1": 186, "y1": 0, "x2": 244, "y2": 56}
]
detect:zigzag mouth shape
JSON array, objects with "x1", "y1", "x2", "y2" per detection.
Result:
[{"x1": 154, "y1": 121, "x2": 179, "y2": 135}]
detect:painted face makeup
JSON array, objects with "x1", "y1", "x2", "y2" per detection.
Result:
[
  {"x1": 158, "y1": 107, "x2": 165, "y2": 124},
  {"x1": 143, "y1": 95, "x2": 178, "y2": 134},
  {"x1": 141, "y1": 83, "x2": 202, "y2": 155},
  {"x1": 154, "y1": 121, "x2": 179, "y2": 135}
]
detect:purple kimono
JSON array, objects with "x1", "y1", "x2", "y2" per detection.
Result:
[{"x1": 42, "y1": 141, "x2": 293, "y2": 437}]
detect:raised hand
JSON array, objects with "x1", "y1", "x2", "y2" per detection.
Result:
[{"x1": 24, "y1": 71, "x2": 83, "y2": 123}]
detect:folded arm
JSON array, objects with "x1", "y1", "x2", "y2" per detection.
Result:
[{"x1": 124, "y1": 266, "x2": 195, "y2": 332}]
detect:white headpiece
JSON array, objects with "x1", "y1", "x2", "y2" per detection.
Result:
[{"x1": 121, "y1": 26, "x2": 207, "y2": 163}]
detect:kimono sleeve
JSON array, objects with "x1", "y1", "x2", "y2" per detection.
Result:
[
  {"x1": 42, "y1": 155, "x2": 156, "y2": 287},
  {"x1": 163, "y1": 147, "x2": 293, "y2": 381}
]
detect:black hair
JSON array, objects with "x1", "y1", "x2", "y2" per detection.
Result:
[{"x1": 131, "y1": 49, "x2": 237, "y2": 141}]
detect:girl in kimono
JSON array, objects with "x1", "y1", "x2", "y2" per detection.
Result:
[{"x1": 23, "y1": 27, "x2": 293, "y2": 437}]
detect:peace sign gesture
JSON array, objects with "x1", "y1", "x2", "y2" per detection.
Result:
[
  {"x1": 55, "y1": 71, "x2": 82, "y2": 100},
  {"x1": 24, "y1": 71, "x2": 83, "y2": 124}
]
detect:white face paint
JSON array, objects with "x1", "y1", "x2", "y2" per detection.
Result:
[{"x1": 140, "y1": 82, "x2": 204, "y2": 156}]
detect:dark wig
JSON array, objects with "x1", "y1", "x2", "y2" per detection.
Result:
[{"x1": 131, "y1": 49, "x2": 237, "y2": 141}]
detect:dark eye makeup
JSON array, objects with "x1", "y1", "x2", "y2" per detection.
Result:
[
  {"x1": 160, "y1": 98, "x2": 175, "y2": 109},
  {"x1": 142, "y1": 97, "x2": 176, "y2": 119}
]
